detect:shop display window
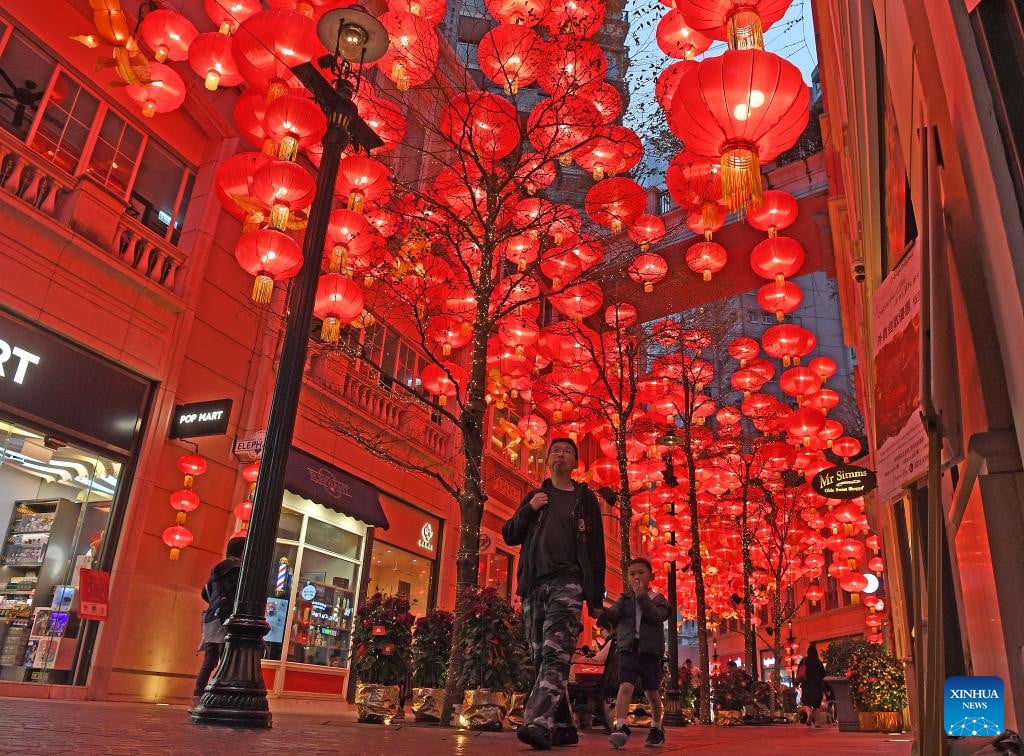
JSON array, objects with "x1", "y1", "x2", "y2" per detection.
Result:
[
  {"x1": 367, "y1": 543, "x2": 432, "y2": 615},
  {"x1": 0, "y1": 419, "x2": 122, "y2": 683},
  {"x1": 263, "y1": 492, "x2": 365, "y2": 672},
  {"x1": 478, "y1": 549, "x2": 513, "y2": 600}
]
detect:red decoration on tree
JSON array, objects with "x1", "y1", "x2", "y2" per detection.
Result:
[
  {"x1": 685, "y1": 240, "x2": 728, "y2": 281},
  {"x1": 140, "y1": 9, "x2": 197, "y2": 63},
  {"x1": 656, "y1": 9, "x2": 712, "y2": 59},
  {"x1": 628, "y1": 253, "x2": 669, "y2": 293},
  {"x1": 478, "y1": 24, "x2": 542, "y2": 94},
  {"x1": 585, "y1": 177, "x2": 646, "y2": 233},
  {"x1": 313, "y1": 274, "x2": 365, "y2": 343},
  {"x1": 628, "y1": 214, "x2": 666, "y2": 251}
]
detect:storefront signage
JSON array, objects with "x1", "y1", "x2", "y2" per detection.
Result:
[
  {"x1": 484, "y1": 459, "x2": 527, "y2": 508},
  {"x1": 812, "y1": 465, "x2": 877, "y2": 499},
  {"x1": 169, "y1": 398, "x2": 232, "y2": 439},
  {"x1": 478, "y1": 527, "x2": 498, "y2": 555},
  {"x1": 234, "y1": 429, "x2": 266, "y2": 460},
  {"x1": 78, "y1": 568, "x2": 110, "y2": 621},
  {"x1": 417, "y1": 522, "x2": 435, "y2": 552},
  {"x1": 284, "y1": 447, "x2": 389, "y2": 528},
  {"x1": 0, "y1": 310, "x2": 151, "y2": 453},
  {"x1": 300, "y1": 584, "x2": 317, "y2": 601}
]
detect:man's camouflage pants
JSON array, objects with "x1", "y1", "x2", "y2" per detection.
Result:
[{"x1": 522, "y1": 578, "x2": 584, "y2": 734}]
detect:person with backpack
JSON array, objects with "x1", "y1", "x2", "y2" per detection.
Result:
[
  {"x1": 192, "y1": 536, "x2": 245, "y2": 708},
  {"x1": 796, "y1": 643, "x2": 828, "y2": 726}
]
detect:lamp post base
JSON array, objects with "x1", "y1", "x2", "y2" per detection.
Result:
[
  {"x1": 190, "y1": 615, "x2": 272, "y2": 728},
  {"x1": 662, "y1": 689, "x2": 688, "y2": 727}
]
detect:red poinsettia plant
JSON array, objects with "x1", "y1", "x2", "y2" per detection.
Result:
[{"x1": 351, "y1": 592, "x2": 415, "y2": 685}]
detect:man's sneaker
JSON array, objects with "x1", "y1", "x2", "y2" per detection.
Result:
[
  {"x1": 609, "y1": 725, "x2": 631, "y2": 749},
  {"x1": 644, "y1": 726, "x2": 666, "y2": 747},
  {"x1": 551, "y1": 726, "x2": 579, "y2": 746},
  {"x1": 517, "y1": 724, "x2": 552, "y2": 751}
]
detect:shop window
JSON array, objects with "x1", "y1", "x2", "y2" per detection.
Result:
[
  {"x1": 30, "y1": 71, "x2": 99, "y2": 174},
  {"x1": 0, "y1": 25, "x2": 55, "y2": 141},
  {"x1": 87, "y1": 109, "x2": 142, "y2": 198},
  {"x1": 264, "y1": 495, "x2": 365, "y2": 671},
  {"x1": 367, "y1": 543, "x2": 433, "y2": 615},
  {"x1": 0, "y1": 418, "x2": 123, "y2": 684},
  {"x1": 478, "y1": 549, "x2": 512, "y2": 600},
  {"x1": 129, "y1": 140, "x2": 193, "y2": 242}
]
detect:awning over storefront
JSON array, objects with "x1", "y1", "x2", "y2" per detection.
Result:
[{"x1": 285, "y1": 447, "x2": 389, "y2": 528}]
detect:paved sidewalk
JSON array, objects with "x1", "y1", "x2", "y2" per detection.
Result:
[{"x1": 0, "y1": 698, "x2": 914, "y2": 755}]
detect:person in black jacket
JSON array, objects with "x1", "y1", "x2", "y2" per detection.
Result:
[
  {"x1": 601, "y1": 557, "x2": 671, "y2": 748},
  {"x1": 796, "y1": 643, "x2": 828, "y2": 726},
  {"x1": 192, "y1": 536, "x2": 245, "y2": 708},
  {"x1": 503, "y1": 437, "x2": 605, "y2": 751}
]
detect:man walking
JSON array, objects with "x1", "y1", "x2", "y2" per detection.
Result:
[{"x1": 503, "y1": 438, "x2": 606, "y2": 750}]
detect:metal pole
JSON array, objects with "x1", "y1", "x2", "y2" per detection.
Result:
[
  {"x1": 663, "y1": 556, "x2": 685, "y2": 726},
  {"x1": 191, "y1": 91, "x2": 351, "y2": 728}
]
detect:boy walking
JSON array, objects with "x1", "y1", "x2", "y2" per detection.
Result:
[{"x1": 601, "y1": 558, "x2": 671, "y2": 748}]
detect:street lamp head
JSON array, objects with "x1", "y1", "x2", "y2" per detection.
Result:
[
  {"x1": 317, "y1": 7, "x2": 389, "y2": 64},
  {"x1": 657, "y1": 426, "x2": 681, "y2": 447}
]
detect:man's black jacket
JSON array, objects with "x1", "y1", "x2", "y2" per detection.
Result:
[{"x1": 502, "y1": 478, "x2": 605, "y2": 613}]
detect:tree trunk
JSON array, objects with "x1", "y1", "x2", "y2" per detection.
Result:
[
  {"x1": 684, "y1": 427, "x2": 711, "y2": 724},
  {"x1": 740, "y1": 487, "x2": 756, "y2": 678},
  {"x1": 615, "y1": 425, "x2": 632, "y2": 576},
  {"x1": 771, "y1": 591, "x2": 783, "y2": 687}
]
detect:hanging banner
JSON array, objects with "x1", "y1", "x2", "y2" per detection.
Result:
[
  {"x1": 78, "y1": 568, "x2": 110, "y2": 621},
  {"x1": 872, "y1": 242, "x2": 928, "y2": 501}
]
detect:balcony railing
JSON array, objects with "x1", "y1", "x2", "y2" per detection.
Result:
[{"x1": 0, "y1": 128, "x2": 186, "y2": 298}]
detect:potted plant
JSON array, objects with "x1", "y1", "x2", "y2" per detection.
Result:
[
  {"x1": 822, "y1": 638, "x2": 878, "y2": 732},
  {"x1": 850, "y1": 651, "x2": 907, "y2": 732},
  {"x1": 457, "y1": 586, "x2": 518, "y2": 730},
  {"x1": 780, "y1": 685, "x2": 799, "y2": 723},
  {"x1": 712, "y1": 669, "x2": 753, "y2": 726},
  {"x1": 507, "y1": 609, "x2": 535, "y2": 729},
  {"x1": 410, "y1": 608, "x2": 454, "y2": 723},
  {"x1": 351, "y1": 592, "x2": 414, "y2": 723}
]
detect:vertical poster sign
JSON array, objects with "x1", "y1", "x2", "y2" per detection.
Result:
[
  {"x1": 78, "y1": 568, "x2": 110, "y2": 620},
  {"x1": 872, "y1": 242, "x2": 928, "y2": 501}
]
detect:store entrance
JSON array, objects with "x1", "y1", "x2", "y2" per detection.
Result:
[{"x1": 0, "y1": 418, "x2": 124, "y2": 683}]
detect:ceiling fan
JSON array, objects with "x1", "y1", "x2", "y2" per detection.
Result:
[{"x1": 0, "y1": 67, "x2": 44, "y2": 129}]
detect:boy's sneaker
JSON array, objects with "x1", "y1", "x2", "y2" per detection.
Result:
[
  {"x1": 609, "y1": 725, "x2": 631, "y2": 749},
  {"x1": 551, "y1": 726, "x2": 579, "y2": 746},
  {"x1": 517, "y1": 724, "x2": 552, "y2": 751},
  {"x1": 644, "y1": 726, "x2": 666, "y2": 747}
]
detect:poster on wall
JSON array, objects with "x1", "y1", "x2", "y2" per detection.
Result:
[{"x1": 872, "y1": 242, "x2": 928, "y2": 501}]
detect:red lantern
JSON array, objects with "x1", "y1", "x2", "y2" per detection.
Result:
[
  {"x1": 204, "y1": 0, "x2": 262, "y2": 34},
  {"x1": 188, "y1": 32, "x2": 243, "y2": 92},
  {"x1": 832, "y1": 437, "x2": 862, "y2": 463},
  {"x1": 628, "y1": 253, "x2": 668, "y2": 293},
  {"x1": 541, "y1": 245, "x2": 583, "y2": 290},
  {"x1": 656, "y1": 60, "x2": 698, "y2": 112},
  {"x1": 579, "y1": 81, "x2": 623, "y2": 124},
  {"x1": 233, "y1": 500, "x2": 254, "y2": 523},
  {"x1": 336, "y1": 156, "x2": 390, "y2": 212},
  {"x1": 498, "y1": 234, "x2": 540, "y2": 272},
  {"x1": 685, "y1": 240, "x2": 727, "y2": 281},
  {"x1": 313, "y1": 274, "x2": 365, "y2": 343},
  {"x1": 215, "y1": 152, "x2": 270, "y2": 220},
  {"x1": 839, "y1": 572, "x2": 868, "y2": 594},
  {"x1": 527, "y1": 95, "x2": 600, "y2": 160},
  {"x1": 541, "y1": 0, "x2": 605, "y2": 36},
  {"x1": 605, "y1": 303, "x2": 638, "y2": 329},
  {"x1": 326, "y1": 209, "x2": 376, "y2": 274},
  {"x1": 377, "y1": 10, "x2": 439, "y2": 91},
  {"x1": 234, "y1": 229, "x2": 303, "y2": 303},
  {"x1": 549, "y1": 281, "x2": 604, "y2": 322},
  {"x1": 809, "y1": 356, "x2": 838, "y2": 381},
  {"x1": 536, "y1": 36, "x2": 608, "y2": 96},
  {"x1": 728, "y1": 336, "x2": 760, "y2": 365},
  {"x1": 441, "y1": 92, "x2": 521, "y2": 163},
  {"x1": 762, "y1": 323, "x2": 815, "y2": 366},
  {"x1": 673, "y1": 0, "x2": 791, "y2": 50},
  {"x1": 233, "y1": 90, "x2": 272, "y2": 152},
  {"x1": 585, "y1": 177, "x2": 646, "y2": 233},
  {"x1": 485, "y1": 0, "x2": 547, "y2": 26},
  {"x1": 125, "y1": 63, "x2": 186, "y2": 118},
  {"x1": 750, "y1": 236, "x2": 805, "y2": 286},
  {"x1": 163, "y1": 524, "x2": 194, "y2": 560},
  {"x1": 478, "y1": 24, "x2": 542, "y2": 94},
  {"x1": 757, "y1": 280, "x2": 803, "y2": 321},
  {"x1": 232, "y1": 9, "x2": 322, "y2": 95},
  {"x1": 242, "y1": 462, "x2": 260, "y2": 484},
  {"x1": 868, "y1": 556, "x2": 884, "y2": 575},
  {"x1": 252, "y1": 160, "x2": 316, "y2": 229},
  {"x1": 656, "y1": 9, "x2": 712, "y2": 59},
  {"x1": 265, "y1": 94, "x2": 327, "y2": 160},
  {"x1": 670, "y1": 50, "x2": 810, "y2": 209},
  {"x1": 140, "y1": 9, "x2": 197, "y2": 63},
  {"x1": 628, "y1": 214, "x2": 666, "y2": 251},
  {"x1": 170, "y1": 489, "x2": 200, "y2": 513},
  {"x1": 779, "y1": 366, "x2": 821, "y2": 400},
  {"x1": 353, "y1": 89, "x2": 407, "y2": 154},
  {"x1": 573, "y1": 134, "x2": 623, "y2": 181},
  {"x1": 865, "y1": 533, "x2": 881, "y2": 553},
  {"x1": 666, "y1": 151, "x2": 722, "y2": 214},
  {"x1": 747, "y1": 189, "x2": 799, "y2": 236},
  {"x1": 177, "y1": 454, "x2": 208, "y2": 479},
  {"x1": 786, "y1": 407, "x2": 826, "y2": 446},
  {"x1": 421, "y1": 362, "x2": 467, "y2": 406}
]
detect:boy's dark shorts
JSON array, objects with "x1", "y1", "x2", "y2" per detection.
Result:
[{"x1": 619, "y1": 651, "x2": 663, "y2": 692}]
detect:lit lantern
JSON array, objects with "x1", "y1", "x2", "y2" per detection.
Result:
[
  {"x1": 377, "y1": 10, "x2": 439, "y2": 91},
  {"x1": 540, "y1": 245, "x2": 583, "y2": 290},
  {"x1": 232, "y1": 9, "x2": 322, "y2": 96},
  {"x1": 786, "y1": 407, "x2": 826, "y2": 447},
  {"x1": 163, "y1": 524, "x2": 194, "y2": 560},
  {"x1": 215, "y1": 152, "x2": 271, "y2": 221},
  {"x1": 313, "y1": 274, "x2": 365, "y2": 343},
  {"x1": 779, "y1": 366, "x2": 821, "y2": 401},
  {"x1": 252, "y1": 159, "x2": 316, "y2": 229},
  {"x1": 605, "y1": 303, "x2": 638, "y2": 329},
  {"x1": 541, "y1": 0, "x2": 605, "y2": 36},
  {"x1": 549, "y1": 281, "x2": 603, "y2": 322},
  {"x1": 579, "y1": 81, "x2": 623, "y2": 124},
  {"x1": 656, "y1": 59, "x2": 698, "y2": 112},
  {"x1": 762, "y1": 323, "x2": 815, "y2": 365},
  {"x1": 868, "y1": 556, "x2": 885, "y2": 575},
  {"x1": 656, "y1": 9, "x2": 712, "y2": 59},
  {"x1": 234, "y1": 229, "x2": 303, "y2": 303},
  {"x1": 204, "y1": 0, "x2": 262, "y2": 35},
  {"x1": 527, "y1": 95, "x2": 601, "y2": 161},
  {"x1": 170, "y1": 489, "x2": 200, "y2": 513},
  {"x1": 628, "y1": 253, "x2": 669, "y2": 293},
  {"x1": 666, "y1": 151, "x2": 722, "y2": 218},
  {"x1": 421, "y1": 362, "x2": 467, "y2": 406},
  {"x1": 233, "y1": 89, "x2": 272, "y2": 152},
  {"x1": 809, "y1": 356, "x2": 838, "y2": 382},
  {"x1": 485, "y1": 0, "x2": 547, "y2": 26},
  {"x1": 839, "y1": 571, "x2": 868, "y2": 594},
  {"x1": 478, "y1": 24, "x2": 542, "y2": 94},
  {"x1": 265, "y1": 94, "x2": 327, "y2": 160},
  {"x1": 336, "y1": 155, "x2": 390, "y2": 213},
  {"x1": 177, "y1": 454, "x2": 208, "y2": 484},
  {"x1": 685, "y1": 240, "x2": 728, "y2": 281},
  {"x1": 440, "y1": 92, "x2": 521, "y2": 163},
  {"x1": 326, "y1": 208, "x2": 376, "y2": 274},
  {"x1": 514, "y1": 155, "x2": 558, "y2": 195},
  {"x1": 535, "y1": 36, "x2": 608, "y2": 96},
  {"x1": 584, "y1": 177, "x2": 646, "y2": 233},
  {"x1": 728, "y1": 336, "x2": 760, "y2": 366},
  {"x1": 499, "y1": 233, "x2": 541, "y2": 272},
  {"x1": 865, "y1": 533, "x2": 881, "y2": 553},
  {"x1": 750, "y1": 236, "x2": 806, "y2": 286},
  {"x1": 573, "y1": 134, "x2": 623, "y2": 181},
  {"x1": 188, "y1": 31, "x2": 244, "y2": 91},
  {"x1": 140, "y1": 9, "x2": 197, "y2": 62},
  {"x1": 125, "y1": 63, "x2": 186, "y2": 118},
  {"x1": 757, "y1": 280, "x2": 803, "y2": 321},
  {"x1": 746, "y1": 189, "x2": 799, "y2": 236},
  {"x1": 427, "y1": 314, "x2": 473, "y2": 356},
  {"x1": 670, "y1": 50, "x2": 810, "y2": 209},
  {"x1": 602, "y1": 125, "x2": 644, "y2": 176},
  {"x1": 674, "y1": 0, "x2": 791, "y2": 50},
  {"x1": 628, "y1": 214, "x2": 667, "y2": 251}
]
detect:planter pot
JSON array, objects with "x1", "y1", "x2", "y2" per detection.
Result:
[
  {"x1": 461, "y1": 689, "x2": 508, "y2": 731},
  {"x1": 825, "y1": 676, "x2": 859, "y2": 732},
  {"x1": 784, "y1": 712, "x2": 799, "y2": 724},
  {"x1": 715, "y1": 709, "x2": 743, "y2": 726},
  {"x1": 356, "y1": 682, "x2": 400, "y2": 724},
  {"x1": 627, "y1": 702, "x2": 652, "y2": 728},
  {"x1": 507, "y1": 692, "x2": 529, "y2": 728},
  {"x1": 859, "y1": 711, "x2": 903, "y2": 732},
  {"x1": 680, "y1": 707, "x2": 695, "y2": 722},
  {"x1": 411, "y1": 687, "x2": 445, "y2": 723}
]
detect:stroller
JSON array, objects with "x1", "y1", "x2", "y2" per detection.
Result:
[{"x1": 568, "y1": 637, "x2": 619, "y2": 732}]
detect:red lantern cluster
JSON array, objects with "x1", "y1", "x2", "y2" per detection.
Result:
[{"x1": 164, "y1": 453, "x2": 207, "y2": 560}]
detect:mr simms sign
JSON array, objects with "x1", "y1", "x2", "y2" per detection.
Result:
[{"x1": 812, "y1": 464, "x2": 878, "y2": 499}]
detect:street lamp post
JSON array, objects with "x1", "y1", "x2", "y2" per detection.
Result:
[
  {"x1": 191, "y1": 9, "x2": 386, "y2": 728},
  {"x1": 656, "y1": 430, "x2": 686, "y2": 727}
]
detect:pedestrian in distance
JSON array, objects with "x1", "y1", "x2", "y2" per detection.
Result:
[
  {"x1": 602, "y1": 557, "x2": 671, "y2": 748},
  {"x1": 192, "y1": 536, "x2": 245, "y2": 709},
  {"x1": 503, "y1": 437, "x2": 606, "y2": 751},
  {"x1": 796, "y1": 643, "x2": 828, "y2": 726}
]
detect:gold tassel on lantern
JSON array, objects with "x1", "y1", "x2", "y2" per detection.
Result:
[
  {"x1": 169, "y1": 547, "x2": 181, "y2": 560},
  {"x1": 392, "y1": 59, "x2": 410, "y2": 91},
  {"x1": 727, "y1": 9, "x2": 765, "y2": 50},
  {"x1": 321, "y1": 316, "x2": 341, "y2": 344},
  {"x1": 252, "y1": 274, "x2": 274, "y2": 304},
  {"x1": 720, "y1": 143, "x2": 762, "y2": 211},
  {"x1": 702, "y1": 201, "x2": 720, "y2": 231},
  {"x1": 330, "y1": 244, "x2": 348, "y2": 274}
]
